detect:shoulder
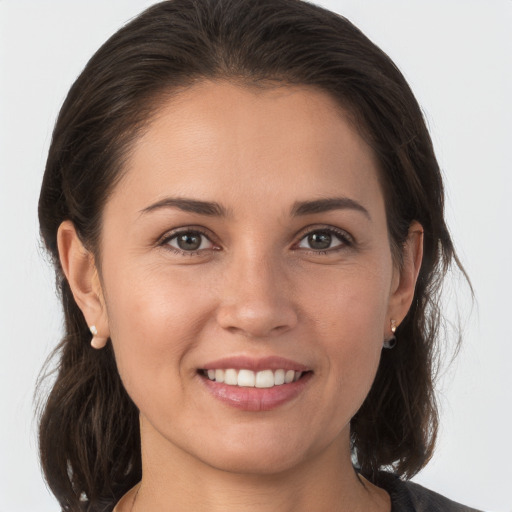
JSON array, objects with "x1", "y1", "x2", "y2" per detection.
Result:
[{"x1": 375, "y1": 472, "x2": 483, "y2": 512}]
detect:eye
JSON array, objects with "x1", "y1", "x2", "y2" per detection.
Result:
[
  {"x1": 165, "y1": 230, "x2": 214, "y2": 253},
  {"x1": 296, "y1": 228, "x2": 351, "y2": 252}
]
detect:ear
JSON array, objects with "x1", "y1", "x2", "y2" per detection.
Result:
[
  {"x1": 386, "y1": 221, "x2": 424, "y2": 331},
  {"x1": 57, "y1": 220, "x2": 110, "y2": 346}
]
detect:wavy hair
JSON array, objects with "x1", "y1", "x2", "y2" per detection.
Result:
[{"x1": 37, "y1": 0, "x2": 465, "y2": 510}]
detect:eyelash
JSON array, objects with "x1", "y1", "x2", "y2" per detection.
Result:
[
  {"x1": 159, "y1": 228, "x2": 217, "y2": 257},
  {"x1": 159, "y1": 226, "x2": 353, "y2": 257},
  {"x1": 295, "y1": 226, "x2": 354, "y2": 255}
]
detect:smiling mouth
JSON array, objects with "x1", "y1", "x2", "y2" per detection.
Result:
[{"x1": 199, "y1": 368, "x2": 309, "y2": 388}]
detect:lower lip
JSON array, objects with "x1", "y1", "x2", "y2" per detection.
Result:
[{"x1": 200, "y1": 372, "x2": 313, "y2": 412}]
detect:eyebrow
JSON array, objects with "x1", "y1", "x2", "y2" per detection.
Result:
[
  {"x1": 139, "y1": 197, "x2": 228, "y2": 217},
  {"x1": 291, "y1": 197, "x2": 371, "y2": 220},
  {"x1": 139, "y1": 195, "x2": 370, "y2": 220}
]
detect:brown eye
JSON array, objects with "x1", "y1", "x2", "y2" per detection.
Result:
[
  {"x1": 307, "y1": 232, "x2": 332, "y2": 250},
  {"x1": 167, "y1": 231, "x2": 213, "y2": 252},
  {"x1": 297, "y1": 229, "x2": 347, "y2": 251}
]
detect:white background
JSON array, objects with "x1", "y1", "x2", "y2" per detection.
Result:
[{"x1": 0, "y1": 1, "x2": 510, "y2": 511}]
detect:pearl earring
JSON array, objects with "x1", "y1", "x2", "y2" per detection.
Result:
[{"x1": 89, "y1": 325, "x2": 108, "y2": 349}]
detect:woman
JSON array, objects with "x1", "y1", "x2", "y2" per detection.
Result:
[{"x1": 37, "y1": 0, "x2": 480, "y2": 510}]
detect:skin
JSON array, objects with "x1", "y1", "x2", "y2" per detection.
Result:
[{"x1": 58, "y1": 81, "x2": 423, "y2": 512}]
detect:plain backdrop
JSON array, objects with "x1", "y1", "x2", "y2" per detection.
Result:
[{"x1": 1, "y1": 1, "x2": 511, "y2": 511}]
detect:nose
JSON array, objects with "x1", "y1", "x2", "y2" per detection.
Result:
[{"x1": 215, "y1": 250, "x2": 298, "y2": 339}]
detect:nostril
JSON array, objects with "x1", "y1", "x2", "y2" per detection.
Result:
[
  {"x1": 216, "y1": 306, "x2": 297, "y2": 339},
  {"x1": 215, "y1": 281, "x2": 298, "y2": 338}
]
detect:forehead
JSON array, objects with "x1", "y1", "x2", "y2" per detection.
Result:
[{"x1": 109, "y1": 80, "x2": 383, "y2": 218}]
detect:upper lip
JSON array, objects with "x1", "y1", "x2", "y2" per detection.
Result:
[{"x1": 200, "y1": 355, "x2": 311, "y2": 372}]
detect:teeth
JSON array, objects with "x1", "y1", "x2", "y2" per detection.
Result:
[
  {"x1": 255, "y1": 369, "x2": 274, "y2": 388},
  {"x1": 203, "y1": 368, "x2": 305, "y2": 387},
  {"x1": 285, "y1": 370, "x2": 295, "y2": 384},
  {"x1": 224, "y1": 369, "x2": 238, "y2": 385},
  {"x1": 274, "y1": 369, "x2": 285, "y2": 385},
  {"x1": 237, "y1": 369, "x2": 255, "y2": 387}
]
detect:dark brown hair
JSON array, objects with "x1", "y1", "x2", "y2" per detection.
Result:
[{"x1": 37, "y1": 0, "x2": 463, "y2": 510}]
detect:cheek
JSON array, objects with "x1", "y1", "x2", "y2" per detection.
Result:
[
  {"x1": 102, "y1": 261, "x2": 213, "y2": 398},
  {"x1": 301, "y1": 264, "x2": 390, "y2": 409},
  {"x1": 303, "y1": 261, "x2": 391, "y2": 345}
]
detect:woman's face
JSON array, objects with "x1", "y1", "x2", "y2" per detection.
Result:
[{"x1": 96, "y1": 81, "x2": 410, "y2": 474}]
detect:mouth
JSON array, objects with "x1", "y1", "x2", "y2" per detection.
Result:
[
  {"x1": 199, "y1": 368, "x2": 308, "y2": 388},
  {"x1": 197, "y1": 357, "x2": 313, "y2": 411}
]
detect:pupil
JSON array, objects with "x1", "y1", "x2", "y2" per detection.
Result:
[
  {"x1": 308, "y1": 232, "x2": 331, "y2": 250},
  {"x1": 177, "y1": 233, "x2": 201, "y2": 251}
]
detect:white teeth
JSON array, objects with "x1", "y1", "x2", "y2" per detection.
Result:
[
  {"x1": 255, "y1": 370, "x2": 274, "y2": 388},
  {"x1": 224, "y1": 369, "x2": 238, "y2": 385},
  {"x1": 237, "y1": 369, "x2": 255, "y2": 387},
  {"x1": 204, "y1": 368, "x2": 305, "y2": 387},
  {"x1": 274, "y1": 369, "x2": 285, "y2": 386}
]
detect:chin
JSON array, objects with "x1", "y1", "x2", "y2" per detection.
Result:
[
  {"x1": 201, "y1": 446, "x2": 307, "y2": 476},
  {"x1": 183, "y1": 425, "x2": 327, "y2": 477}
]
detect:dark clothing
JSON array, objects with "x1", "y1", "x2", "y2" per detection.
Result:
[{"x1": 377, "y1": 472, "x2": 483, "y2": 511}]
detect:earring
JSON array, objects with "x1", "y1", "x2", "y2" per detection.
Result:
[
  {"x1": 383, "y1": 319, "x2": 397, "y2": 349},
  {"x1": 89, "y1": 325, "x2": 108, "y2": 349}
]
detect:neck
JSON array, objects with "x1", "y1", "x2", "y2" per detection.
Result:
[{"x1": 125, "y1": 419, "x2": 389, "y2": 512}]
